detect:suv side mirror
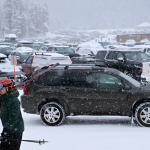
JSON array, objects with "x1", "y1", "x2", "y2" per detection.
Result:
[
  {"x1": 118, "y1": 83, "x2": 124, "y2": 91},
  {"x1": 118, "y1": 57, "x2": 124, "y2": 62}
]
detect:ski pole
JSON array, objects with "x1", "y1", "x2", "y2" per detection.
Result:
[
  {"x1": 0, "y1": 138, "x2": 48, "y2": 145},
  {"x1": 21, "y1": 139, "x2": 48, "y2": 145}
]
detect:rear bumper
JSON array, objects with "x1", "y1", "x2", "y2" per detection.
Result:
[{"x1": 21, "y1": 95, "x2": 38, "y2": 114}]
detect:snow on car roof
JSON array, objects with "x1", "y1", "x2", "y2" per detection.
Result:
[
  {"x1": 0, "y1": 45, "x2": 11, "y2": 48},
  {"x1": 78, "y1": 41, "x2": 103, "y2": 49},
  {"x1": 108, "y1": 48, "x2": 142, "y2": 52},
  {"x1": 16, "y1": 47, "x2": 35, "y2": 51},
  {"x1": 133, "y1": 45, "x2": 150, "y2": 48},
  {"x1": 18, "y1": 40, "x2": 33, "y2": 44},
  {"x1": 34, "y1": 52, "x2": 68, "y2": 57},
  {"x1": 4, "y1": 34, "x2": 17, "y2": 38}
]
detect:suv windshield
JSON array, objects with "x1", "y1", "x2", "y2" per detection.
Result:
[
  {"x1": 124, "y1": 52, "x2": 150, "y2": 60},
  {"x1": 55, "y1": 47, "x2": 74, "y2": 53},
  {"x1": 118, "y1": 71, "x2": 140, "y2": 87},
  {"x1": 20, "y1": 53, "x2": 31, "y2": 59}
]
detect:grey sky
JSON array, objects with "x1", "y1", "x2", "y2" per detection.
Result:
[{"x1": 1, "y1": 0, "x2": 150, "y2": 30}]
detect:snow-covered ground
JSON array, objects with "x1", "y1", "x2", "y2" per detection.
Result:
[{"x1": 0, "y1": 90, "x2": 150, "y2": 150}]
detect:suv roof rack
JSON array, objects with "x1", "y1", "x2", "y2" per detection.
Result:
[{"x1": 48, "y1": 64, "x2": 105, "y2": 70}]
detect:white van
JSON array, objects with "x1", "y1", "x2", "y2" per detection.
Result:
[{"x1": 18, "y1": 52, "x2": 72, "y2": 74}]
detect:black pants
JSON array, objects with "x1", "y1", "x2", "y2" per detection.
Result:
[{"x1": 0, "y1": 132, "x2": 23, "y2": 150}]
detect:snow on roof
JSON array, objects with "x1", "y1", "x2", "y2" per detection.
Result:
[
  {"x1": 16, "y1": 47, "x2": 34, "y2": 51},
  {"x1": 109, "y1": 48, "x2": 141, "y2": 52},
  {"x1": 18, "y1": 40, "x2": 33, "y2": 44},
  {"x1": 4, "y1": 34, "x2": 17, "y2": 38},
  {"x1": 0, "y1": 45, "x2": 10, "y2": 48},
  {"x1": 136, "y1": 22, "x2": 150, "y2": 27},
  {"x1": 133, "y1": 45, "x2": 150, "y2": 48},
  {"x1": 78, "y1": 41, "x2": 103, "y2": 49},
  {"x1": 34, "y1": 52, "x2": 67, "y2": 57},
  {"x1": 140, "y1": 39, "x2": 150, "y2": 42}
]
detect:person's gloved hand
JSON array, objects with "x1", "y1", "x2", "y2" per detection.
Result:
[{"x1": 1, "y1": 128, "x2": 11, "y2": 142}]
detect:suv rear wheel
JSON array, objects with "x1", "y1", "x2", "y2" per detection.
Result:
[
  {"x1": 40, "y1": 102, "x2": 66, "y2": 126},
  {"x1": 135, "y1": 102, "x2": 150, "y2": 127}
]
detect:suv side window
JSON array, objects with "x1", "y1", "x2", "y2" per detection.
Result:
[
  {"x1": 35, "y1": 71, "x2": 64, "y2": 86},
  {"x1": 106, "y1": 51, "x2": 117, "y2": 60},
  {"x1": 93, "y1": 73, "x2": 122, "y2": 89},
  {"x1": 116, "y1": 52, "x2": 124, "y2": 59},
  {"x1": 47, "y1": 47, "x2": 53, "y2": 51},
  {"x1": 64, "y1": 71, "x2": 93, "y2": 88},
  {"x1": 25, "y1": 56, "x2": 33, "y2": 64},
  {"x1": 96, "y1": 51, "x2": 107, "y2": 60}
]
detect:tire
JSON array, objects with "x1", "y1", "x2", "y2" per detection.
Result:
[
  {"x1": 135, "y1": 102, "x2": 150, "y2": 127},
  {"x1": 40, "y1": 102, "x2": 66, "y2": 126}
]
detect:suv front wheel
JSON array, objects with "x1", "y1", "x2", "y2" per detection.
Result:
[
  {"x1": 40, "y1": 102, "x2": 66, "y2": 126},
  {"x1": 135, "y1": 102, "x2": 150, "y2": 127}
]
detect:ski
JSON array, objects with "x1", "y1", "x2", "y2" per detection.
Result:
[{"x1": 15, "y1": 62, "x2": 59, "y2": 88}]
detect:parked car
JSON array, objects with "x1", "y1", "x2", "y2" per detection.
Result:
[
  {"x1": 42, "y1": 45, "x2": 80, "y2": 58},
  {"x1": 76, "y1": 41, "x2": 103, "y2": 56},
  {"x1": 33, "y1": 42, "x2": 44, "y2": 50},
  {"x1": 133, "y1": 45, "x2": 150, "y2": 56},
  {"x1": 71, "y1": 56, "x2": 106, "y2": 67},
  {"x1": 0, "y1": 45, "x2": 13, "y2": 57},
  {"x1": 16, "y1": 40, "x2": 35, "y2": 49},
  {"x1": 104, "y1": 49, "x2": 150, "y2": 81},
  {"x1": 8, "y1": 47, "x2": 35, "y2": 64},
  {"x1": 21, "y1": 64, "x2": 150, "y2": 127},
  {"x1": 0, "y1": 53, "x2": 26, "y2": 83},
  {"x1": 18, "y1": 52, "x2": 72, "y2": 74}
]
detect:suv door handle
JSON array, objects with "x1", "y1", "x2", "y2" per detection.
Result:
[{"x1": 60, "y1": 87, "x2": 69, "y2": 90}]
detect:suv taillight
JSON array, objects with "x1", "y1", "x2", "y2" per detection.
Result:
[{"x1": 23, "y1": 87, "x2": 28, "y2": 95}]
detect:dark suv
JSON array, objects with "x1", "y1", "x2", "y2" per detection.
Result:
[
  {"x1": 21, "y1": 64, "x2": 150, "y2": 127},
  {"x1": 97, "y1": 49, "x2": 150, "y2": 81}
]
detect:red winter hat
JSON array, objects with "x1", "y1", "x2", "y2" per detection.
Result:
[{"x1": 0, "y1": 78, "x2": 12, "y2": 89}]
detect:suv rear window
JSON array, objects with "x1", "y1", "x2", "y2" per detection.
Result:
[{"x1": 35, "y1": 71, "x2": 64, "y2": 86}]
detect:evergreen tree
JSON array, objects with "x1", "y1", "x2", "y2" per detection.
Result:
[{"x1": 4, "y1": 0, "x2": 13, "y2": 33}]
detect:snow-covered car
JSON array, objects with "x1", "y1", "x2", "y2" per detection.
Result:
[
  {"x1": 21, "y1": 64, "x2": 150, "y2": 127},
  {"x1": 40, "y1": 45, "x2": 80, "y2": 58},
  {"x1": 16, "y1": 40, "x2": 35, "y2": 49},
  {"x1": 8, "y1": 47, "x2": 36, "y2": 64},
  {"x1": 0, "y1": 53, "x2": 26, "y2": 83},
  {"x1": 76, "y1": 41, "x2": 104, "y2": 56},
  {"x1": 18, "y1": 52, "x2": 72, "y2": 74},
  {"x1": 0, "y1": 45, "x2": 13, "y2": 57}
]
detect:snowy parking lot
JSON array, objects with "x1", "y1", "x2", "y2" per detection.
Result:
[
  {"x1": 16, "y1": 112, "x2": 150, "y2": 150},
  {"x1": 1, "y1": 90, "x2": 149, "y2": 150}
]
